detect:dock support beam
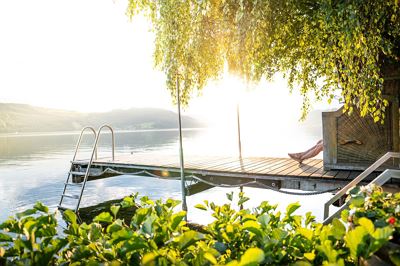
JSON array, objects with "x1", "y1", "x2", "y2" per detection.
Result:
[{"x1": 177, "y1": 77, "x2": 188, "y2": 217}]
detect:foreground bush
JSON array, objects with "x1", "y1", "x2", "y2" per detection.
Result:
[{"x1": 0, "y1": 186, "x2": 399, "y2": 265}]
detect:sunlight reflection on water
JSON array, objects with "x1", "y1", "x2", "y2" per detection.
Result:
[{"x1": 0, "y1": 128, "x2": 334, "y2": 225}]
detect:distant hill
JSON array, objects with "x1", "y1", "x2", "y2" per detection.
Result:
[{"x1": 0, "y1": 103, "x2": 203, "y2": 133}]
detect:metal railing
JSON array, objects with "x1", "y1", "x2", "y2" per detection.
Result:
[
  {"x1": 59, "y1": 125, "x2": 115, "y2": 212},
  {"x1": 75, "y1": 125, "x2": 115, "y2": 211},
  {"x1": 72, "y1": 126, "x2": 98, "y2": 161},
  {"x1": 59, "y1": 127, "x2": 97, "y2": 207},
  {"x1": 323, "y1": 152, "x2": 400, "y2": 224}
]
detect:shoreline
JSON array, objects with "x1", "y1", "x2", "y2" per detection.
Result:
[{"x1": 0, "y1": 127, "x2": 206, "y2": 138}]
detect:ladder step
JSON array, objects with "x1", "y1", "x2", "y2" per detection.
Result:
[
  {"x1": 64, "y1": 182, "x2": 83, "y2": 187},
  {"x1": 70, "y1": 171, "x2": 86, "y2": 176},
  {"x1": 62, "y1": 194, "x2": 80, "y2": 199}
]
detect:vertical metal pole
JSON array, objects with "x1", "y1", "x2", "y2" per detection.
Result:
[
  {"x1": 237, "y1": 103, "x2": 242, "y2": 158},
  {"x1": 177, "y1": 77, "x2": 188, "y2": 216},
  {"x1": 237, "y1": 101, "x2": 244, "y2": 209}
]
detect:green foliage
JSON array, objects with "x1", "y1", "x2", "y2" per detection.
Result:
[
  {"x1": 0, "y1": 186, "x2": 399, "y2": 265},
  {"x1": 127, "y1": 0, "x2": 400, "y2": 120}
]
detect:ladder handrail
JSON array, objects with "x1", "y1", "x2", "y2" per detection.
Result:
[
  {"x1": 323, "y1": 151, "x2": 400, "y2": 220},
  {"x1": 59, "y1": 126, "x2": 97, "y2": 207},
  {"x1": 323, "y1": 169, "x2": 400, "y2": 224},
  {"x1": 74, "y1": 125, "x2": 115, "y2": 211},
  {"x1": 72, "y1": 126, "x2": 98, "y2": 161},
  {"x1": 97, "y1": 125, "x2": 115, "y2": 161}
]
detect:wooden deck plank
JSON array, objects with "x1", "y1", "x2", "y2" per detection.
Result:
[
  {"x1": 289, "y1": 159, "x2": 322, "y2": 177},
  {"x1": 202, "y1": 158, "x2": 249, "y2": 172},
  {"x1": 162, "y1": 155, "x2": 237, "y2": 170},
  {"x1": 334, "y1": 170, "x2": 351, "y2": 180},
  {"x1": 322, "y1": 170, "x2": 339, "y2": 179},
  {"x1": 300, "y1": 160, "x2": 324, "y2": 177},
  {"x1": 310, "y1": 166, "x2": 328, "y2": 178},
  {"x1": 220, "y1": 157, "x2": 278, "y2": 173},
  {"x1": 261, "y1": 159, "x2": 298, "y2": 175},
  {"x1": 348, "y1": 171, "x2": 362, "y2": 180},
  {"x1": 252, "y1": 158, "x2": 293, "y2": 174},
  {"x1": 274, "y1": 160, "x2": 306, "y2": 176},
  {"x1": 182, "y1": 157, "x2": 238, "y2": 169},
  {"x1": 244, "y1": 157, "x2": 287, "y2": 173}
]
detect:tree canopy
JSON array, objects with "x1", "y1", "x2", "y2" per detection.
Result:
[{"x1": 127, "y1": 0, "x2": 400, "y2": 121}]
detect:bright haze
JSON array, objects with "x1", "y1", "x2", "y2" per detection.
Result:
[{"x1": 0, "y1": 0, "x2": 341, "y2": 156}]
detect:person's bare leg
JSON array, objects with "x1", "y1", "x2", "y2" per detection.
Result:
[
  {"x1": 298, "y1": 141, "x2": 323, "y2": 161},
  {"x1": 288, "y1": 152, "x2": 303, "y2": 163},
  {"x1": 288, "y1": 140, "x2": 323, "y2": 163}
]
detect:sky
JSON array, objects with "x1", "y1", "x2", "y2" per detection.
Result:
[{"x1": 0, "y1": 0, "x2": 340, "y2": 125}]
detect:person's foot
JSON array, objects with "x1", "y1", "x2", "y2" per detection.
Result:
[{"x1": 288, "y1": 153, "x2": 303, "y2": 164}]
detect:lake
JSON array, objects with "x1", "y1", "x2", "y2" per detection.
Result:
[{"x1": 0, "y1": 128, "x2": 336, "y2": 224}]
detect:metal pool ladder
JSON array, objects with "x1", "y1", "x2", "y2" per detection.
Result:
[
  {"x1": 323, "y1": 152, "x2": 400, "y2": 224},
  {"x1": 58, "y1": 125, "x2": 115, "y2": 213}
]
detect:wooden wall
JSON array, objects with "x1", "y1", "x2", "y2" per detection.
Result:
[{"x1": 323, "y1": 68, "x2": 400, "y2": 170}]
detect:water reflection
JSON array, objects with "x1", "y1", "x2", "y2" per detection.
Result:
[
  {"x1": 0, "y1": 128, "x2": 332, "y2": 224},
  {"x1": 0, "y1": 129, "x2": 201, "y2": 221}
]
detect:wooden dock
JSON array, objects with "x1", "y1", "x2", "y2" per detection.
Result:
[{"x1": 71, "y1": 153, "x2": 400, "y2": 195}]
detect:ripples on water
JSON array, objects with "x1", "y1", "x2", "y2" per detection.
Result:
[{"x1": 0, "y1": 128, "x2": 335, "y2": 224}]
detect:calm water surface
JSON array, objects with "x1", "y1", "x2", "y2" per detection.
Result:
[{"x1": 0, "y1": 128, "x2": 336, "y2": 224}]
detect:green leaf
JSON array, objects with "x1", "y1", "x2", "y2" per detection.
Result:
[
  {"x1": 286, "y1": 202, "x2": 300, "y2": 216},
  {"x1": 121, "y1": 196, "x2": 135, "y2": 208},
  {"x1": 272, "y1": 228, "x2": 288, "y2": 241},
  {"x1": 238, "y1": 196, "x2": 250, "y2": 206},
  {"x1": 93, "y1": 212, "x2": 113, "y2": 223},
  {"x1": 62, "y1": 209, "x2": 77, "y2": 225},
  {"x1": 34, "y1": 202, "x2": 48, "y2": 213},
  {"x1": 358, "y1": 217, "x2": 374, "y2": 234},
  {"x1": 238, "y1": 248, "x2": 265, "y2": 266},
  {"x1": 194, "y1": 204, "x2": 207, "y2": 211},
  {"x1": 110, "y1": 205, "x2": 120, "y2": 218},
  {"x1": 293, "y1": 261, "x2": 312, "y2": 266},
  {"x1": 349, "y1": 186, "x2": 360, "y2": 196},
  {"x1": 297, "y1": 227, "x2": 313, "y2": 241},
  {"x1": 304, "y1": 252, "x2": 315, "y2": 261},
  {"x1": 340, "y1": 209, "x2": 349, "y2": 223},
  {"x1": 107, "y1": 220, "x2": 123, "y2": 234},
  {"x1": 243, "y1": 221, "x2": 262, "y2": 237},
  {"x1": 372, "y1": 226, "x2": 393, "y2": 240},
  {"x1": 226, "y1": 192, "x2": 233, "y2": 201},
  {"x1": 0, "y1": 232, "x2": 12, "y2": 242},
  {"x1": 350, "y1": 196, "x2": 365, "y2": 207},
  {"x1": 345, "y1": 226, "x2": 368, "y2": 260},
  {"x1": 16, "y1": 208, "x2": 37, "y2": 219},
  {"x1": 204, "y1": 252, "x2": 217, "y2": 264},
  {"x1": 331, "y1": 218, "x2": 346, "y2": 239},
  {"x1": 122, "y1": 237, "x2": 148, "y2": 251},
  {"x1": 111, "y1": 228, "x2": 134, "y2": 244},
  {"x1": 142, "y1": 252, "x2": 157, "y2": 265},
  {"x1": 317, "y1": 240, "x2": 339, "y2": 263},
  {"x1": 142, "y1": 214, "x2": 157, "y2": 235},
  {"x1": 258, "y1": 214, "x2": 270, "y2": 227},
  {"x1": 389, "y1": 250, "x2": 400, "y2": 266},
  {"x1": 171, "y1": 211, "x2": 186, "y2": 230},
  {"x1": 178, "y1": 230, "x2": 204, "y2": 250}
]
